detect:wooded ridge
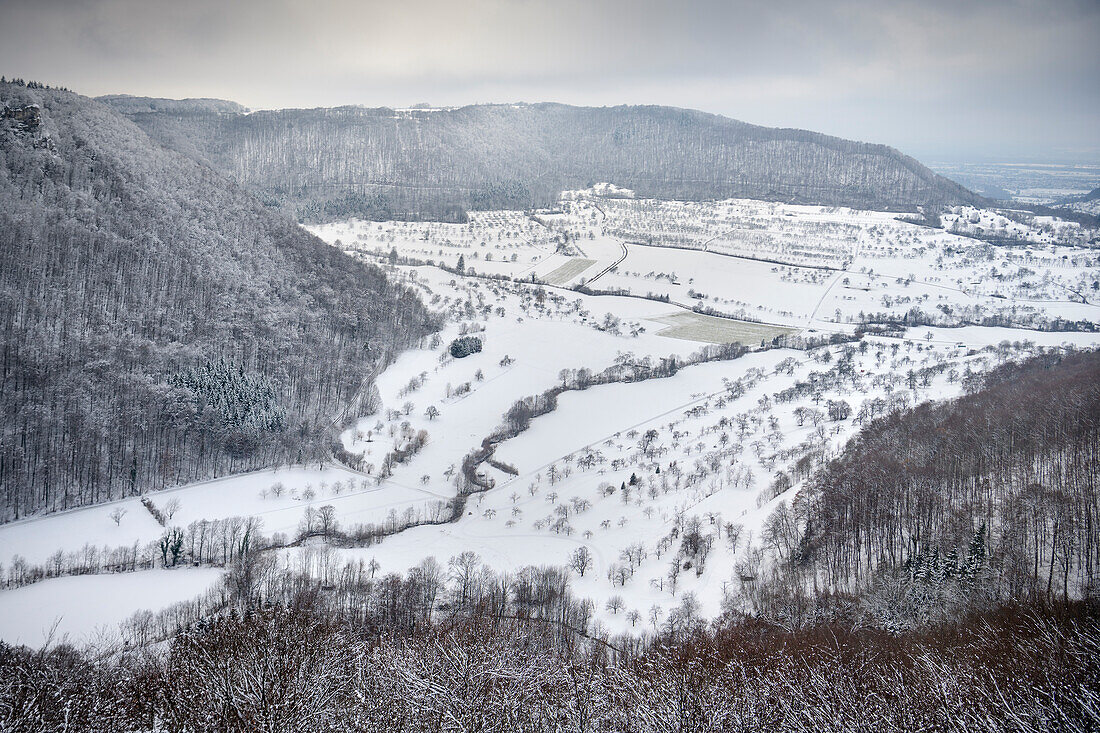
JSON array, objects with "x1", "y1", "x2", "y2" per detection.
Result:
[
  {"x1": 0, "y1": 82, "x2": 437, "y2": 522},
  {"x1": 103, "y1": 97, "x2": 981, "y2": 222}
]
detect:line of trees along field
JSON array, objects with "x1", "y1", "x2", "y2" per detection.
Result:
[
  {"x1": 763, "y1": 350, "x2": 1100, "y2": 622},
  {"x1": 0, "y1": 82, "x2": 437, "y2": 522},
  {"x1": 101, "y1": 97, "x2": 979, "y2": 222}
]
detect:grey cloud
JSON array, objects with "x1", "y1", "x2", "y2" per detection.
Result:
[{"x1": 0, "y1": 0, "x2": 1096, "y2": 161}]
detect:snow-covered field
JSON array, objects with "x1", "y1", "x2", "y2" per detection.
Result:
[
  {"x1": 0, "y1": 568, "x2": 223, "y2": 647},
  {"x1": 317, "y1": 333, "x2": 1072, "y2": 635},
  {"x1": 317, "y1": 193, "x2": 1099, "y2": 331},
  {"x1": 3, "y1": 189, "x2": 1099, "y2": 645},
  {"x1": 0, "y1": 465, "x2": 404, "y2": 567}
]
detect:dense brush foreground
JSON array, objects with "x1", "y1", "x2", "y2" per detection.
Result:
[
  {"x1": 0, "y1": 83, "x2": 436, "y2": 520},
  {"x1": 751, "y1": 349, "x2": 1100, "y2": 627},
  {"x1": 1, "y1": 601, "x2": 1096, "y2": 732}
]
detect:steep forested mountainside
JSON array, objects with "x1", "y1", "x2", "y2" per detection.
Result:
[
  {"x1": 102, "y1": 98, "x2": 979, "y2": 222},
  {"x1": 785, "y1": 350, "x2": 1099, "y2": 613},
  {"x1": 0, "y1": 84, "x2": 436, "y2": 522}
]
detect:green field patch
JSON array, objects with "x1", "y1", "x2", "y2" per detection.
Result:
[{"x1": 648, "y1": 311, "x2": 797, "y2": 345}]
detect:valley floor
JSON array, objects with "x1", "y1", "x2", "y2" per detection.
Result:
[{"x1": 3, "y1": 191, "x2": 1099, "y2": 645}]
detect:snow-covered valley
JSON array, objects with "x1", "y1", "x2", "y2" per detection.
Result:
[{"x1": 3, "y1": 191, "x2": 1098, "y2": 646}]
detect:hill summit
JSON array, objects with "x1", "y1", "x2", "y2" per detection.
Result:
[{"x1": 103, "y1": 98, "x2": 979, "y2": 222}]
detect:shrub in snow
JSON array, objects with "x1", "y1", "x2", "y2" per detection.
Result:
[{"x1": 449, "y1": 336, "x2": 482, "y2": 359}]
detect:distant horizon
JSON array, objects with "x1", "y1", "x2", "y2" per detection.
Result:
[{"x1": 2, "y1": 0, "x2": 1096, "y2": 166}]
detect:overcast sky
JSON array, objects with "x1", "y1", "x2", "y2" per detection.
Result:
[{"x1": 2, "y1": 0, "x2": 1097, "y2": 163}]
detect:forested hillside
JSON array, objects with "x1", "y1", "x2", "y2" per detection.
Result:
[
  {"x1": 767, "y1": 349, "x2": 1100, "y2": 623},
  {"x1": 103, "y1": 98, "x2": 979, "y2": 221},
  {"x1": 0, "y1": 83, "x2": 435, "y2": 522}
]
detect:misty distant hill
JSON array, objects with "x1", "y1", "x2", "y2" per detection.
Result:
[
  {"x1": 102, "y1": 97, "x2": 979, "y2": 222},
  {"x1": 1059, "y1": 185, "x2": 1100, "y2": 204},
  {"x1": 1047, "y1": 185, "x2": 1100, "y2": 219},
  {"x1": 0, "y1": 83, "x2": 433, "y2": 520}
]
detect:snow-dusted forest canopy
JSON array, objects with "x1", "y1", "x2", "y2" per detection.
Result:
[
  {"x1": 3, "y1": 596, "x2": 1095, "y2": 731},
  {"x1": 103, "y1": 98, "x2": 979, "y2": 222},
  {"x1": 0, "y1": 82, "x2": 437, "y2": 521}
]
